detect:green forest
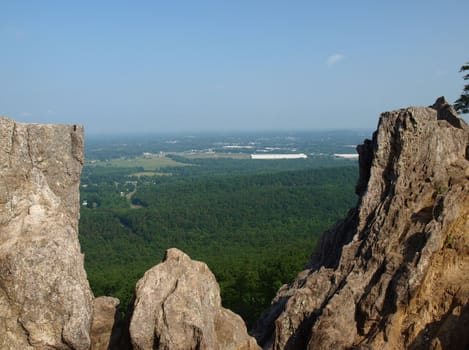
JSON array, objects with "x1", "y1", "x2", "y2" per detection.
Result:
[{"x1": 79, "y1": 155, "x2": 358, "y2": 326}]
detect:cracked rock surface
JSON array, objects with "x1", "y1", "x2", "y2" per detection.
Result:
[
  {"x1": 129, "y1": 248, "x2": 260, "y2": 350},
  {"x1": 0, "y1": 117, "x2": 93, "y2": 350},
  {"x1": 252, "y1": 98, "x2": 469, "y2": 350}
]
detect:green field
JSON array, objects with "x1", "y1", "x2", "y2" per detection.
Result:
[{"x1": 88, "y1": 156, "x2": 190, "y2": 171}]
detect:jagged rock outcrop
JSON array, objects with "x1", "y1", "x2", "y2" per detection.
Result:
[
  {"x1": 2, "y1": 96, "x2": 467, "y2": 350},
  {"x1": 0, "y1": 116, "x2": 260, "y2": 350},
  {"x1": 253, "y1": 98, "x2": 469, "y2": 349},
  {"x1": 129, "y1": 248, "x2": 260, "y2": 350},
  {"x1": 0, "y1": 117, "x2": 93, "y2": 349}
]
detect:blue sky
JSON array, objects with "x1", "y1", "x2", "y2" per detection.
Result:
[{"x1": 1, "y1": 0, "x2": 468, "y2": 134}]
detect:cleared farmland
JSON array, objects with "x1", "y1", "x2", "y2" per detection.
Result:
[{"x1": 87, "y1": 156, "x2": 190, "y2": 171}]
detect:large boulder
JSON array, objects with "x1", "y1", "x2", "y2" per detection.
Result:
[
  {"x1": 129, "y1": 248, "x2": 260, "y2": 350},
  {"x1": 253, "y1": 99, "x2": 469, "y2": 349},
  {"x1": 0, "y1": 117, "x2": 93, "y2": 350}
]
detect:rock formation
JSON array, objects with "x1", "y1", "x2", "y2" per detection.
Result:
[
  {"x1": 0, "y1": 116, "x2": 257, "y2": 350},
  {"x1": 1, "y1": 96, "x2": 467, "y2": 350},
  {"x1": 90, "y1": 297, "x2": 121, "y2": 350},
  {"x1": 252, "y1": 98, "x2": 469, "y2": 349},
  {"x1": 0, "y1": 117, "x2": 93, "y2": 349},
  {"x1": 129, "y1": 248, "x2": 260, "y2": 350}
]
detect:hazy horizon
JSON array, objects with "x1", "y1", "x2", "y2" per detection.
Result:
[
  {"x1": 2, "y1": 1, "x2": 468, "y2": 134},
  {"x1": 83, "y1": 127, "x2": 375, "y2": 137}
]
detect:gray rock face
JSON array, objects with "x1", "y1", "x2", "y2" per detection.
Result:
[
  {"x1": 0, "y1": 117, "x2": 93, "y2": 350},
  {"x1": 129, "y1": 248, "x2": 260, "y2": 350},
  {"x1": 253, "y1": 99, "x2": 469, "y2": 349}
]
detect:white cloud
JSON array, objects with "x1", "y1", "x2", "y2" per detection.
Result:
[
  {"x1": 327, "y1": 54, "x2": 344, "y2": 65},
  {"x1": 21, "y1": 112, "x2": 33, "y2": 117}
]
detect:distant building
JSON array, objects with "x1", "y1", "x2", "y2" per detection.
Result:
[
  {"x1": 223, "y1": 145, "x2": 255, "y2": 149},
  {"x1": 333, "y1": 153, "x2": 359, "y2": 159},
  {"x1": 251, "y1": 153, "x2": 307, "y2": 160},
  {"x1": 143, "y1": 152, "x2": 165, "y2": 158}
]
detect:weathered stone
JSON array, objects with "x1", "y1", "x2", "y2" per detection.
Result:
[
  {"x1": 431, "y1": 96, "x2": 467, "y2": 129},
  {"x1": 2, "y1": 96, "x2": 468, "y2": 349},
  {"x1": 129, "y1": 248, "x2": 260, "y2": 350},
  {"x1": 91, "y1": 296, "x2": 120, "y2": 350},
  {"x1": 253, "y1": 98, "x2": 469, "y2": 349},
  {"x1": 0, "y1": 117, "x2": 93, "y2": 350}
]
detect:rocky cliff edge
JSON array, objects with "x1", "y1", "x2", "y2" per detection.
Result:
[
  {"x1": 252, "y1": 97, "x2": 469, "y2": 349},
  {"x1": 1, "y1": 96, "x2": 468, "y2": 350},
  {"x1": 0, "y1": 117, "x2": 93, "y2": 350},
  {"x1": 0, "y1": 116, "x2": 258, "y2": 350}
]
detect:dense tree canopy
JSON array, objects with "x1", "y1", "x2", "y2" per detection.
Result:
[
  {"x1": 79, "y1": 131, "x2": 365, "y2": 326},
  {"x1": 454, "y1": 62, "x2": 469, "y2": 114},
  {"x1": 79, "y1": 164, "x2": 358, "y2": 326}
]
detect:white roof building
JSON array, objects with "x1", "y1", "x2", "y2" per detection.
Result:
[{"x1": 251, "y1": 153, "x2": 307, "y2": 160}]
